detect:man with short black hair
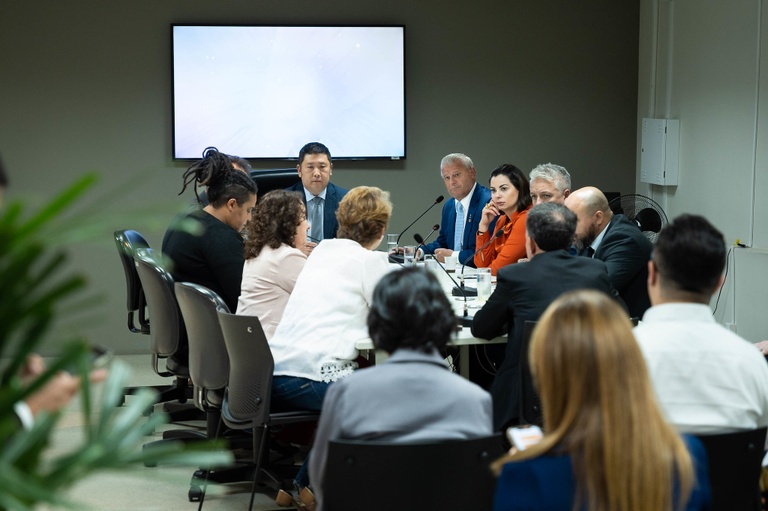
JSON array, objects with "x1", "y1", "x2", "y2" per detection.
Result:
[
  {"x1": 634, "y1": 214, "x2": 768, "y2": 437},
  {"x1": 287, "y1": 142, "x2": 349, "y2": 245},
  {"x1": 472, "y1": 203, "x2": 621, "y2": 430}
]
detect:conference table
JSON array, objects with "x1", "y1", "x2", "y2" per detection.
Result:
[{"x1": 355, "y1": 262, "x2": 506, "y2": 377}]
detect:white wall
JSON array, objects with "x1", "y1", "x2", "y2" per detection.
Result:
[{"x1": 638, "y1": 0, "x2": 768, "y2": 339}]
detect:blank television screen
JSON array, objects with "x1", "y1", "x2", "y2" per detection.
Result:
[{"x1": 172, "y1": 25, "x2": 405, "y2": 160}]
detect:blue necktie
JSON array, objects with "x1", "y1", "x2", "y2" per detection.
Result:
[{"x1": 454, "y1": 202, "x2": 464, "y2": 252}]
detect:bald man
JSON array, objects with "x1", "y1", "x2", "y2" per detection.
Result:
[{"x1": 565, "y1": 186, "x2": 653, "y2": 318}]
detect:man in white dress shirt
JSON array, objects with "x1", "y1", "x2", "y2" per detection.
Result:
[{"x1": 633, "y1": 214, "x2": 768, "y2": 439}]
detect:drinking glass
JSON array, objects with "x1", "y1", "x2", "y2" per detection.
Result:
[
  {"x1": 476, "y1": 268, "x2": 492, "y2": 301},
  {"x1": 387, "y1": 233, "x2": 399, "y2": 254},
  {"x1": 424, "y1": 254, "x2": 439, "y2": 273},
  {"x1": 444, "y1": 253, "x2": 458, "y2": 271},
  {"x1": 403, "y1": 245, "x2": 417, "y2": 266}
]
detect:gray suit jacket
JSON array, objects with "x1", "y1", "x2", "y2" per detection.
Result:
[{"x1": 308, "y1": 349, "x2": 492, "y2": 508}]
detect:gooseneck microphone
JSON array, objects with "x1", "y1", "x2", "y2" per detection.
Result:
[
  {"x1": 396, "y1": 195, "x2": 444, "y2": 246},
  {"x1": 416, "y1": 232, "x2": 473, "y2": 327},
  {"x1": 452, "y1": 227, "x2": 505, "y2": 297},
  {"x1": 413, "y1": 225, "x2": 440, "y2": 253}
]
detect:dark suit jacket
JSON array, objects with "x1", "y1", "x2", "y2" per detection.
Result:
[
  {"x1": 423, "y1": 184, "x2": 491, "y2": 267},
  {"x1": 591, "y1": 214, "x2": 653, "y2": 319},
  {"x1": 471, "y1": 250, "x2": 620, "y2": 430},
  {"x1": 287, "y1": 181, "x2": 349, "y2": 240}
]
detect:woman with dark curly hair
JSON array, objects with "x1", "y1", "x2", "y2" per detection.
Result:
[
  {"x1": 236, "y1": 190, "x2": 309, "y2": 339},
  {"x1": 162, "y1": 147, "x2": 257, "y2": 313}
]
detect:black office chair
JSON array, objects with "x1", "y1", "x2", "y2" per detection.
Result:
[
  {"x1": 174, "y1": 282, "x2": 254, "y2": 502},
  {"x1": 217, "y1": 310, "x2": 320, "y2": 511},
  {"x1": 322, "y1": 434, "x2": 504, "y2": 511},
  {"x1": 134, "y1": 248, "x2": 203, "y2": 454},
  {"x1": 693, "y1": 426, "x2": 767, "y2": 511},
  {"x1": 518, "y1": 320, "x2": 542, "y2": 427},
  {"x1": 114, "y1": 229, "x2": 150, "y2": 335},
  {"x1": 248, "y1": 168, "x2": 300, "y2": 196},
  {"x1": 115, "y1": 230, "x2": 195, "y2": 411}
]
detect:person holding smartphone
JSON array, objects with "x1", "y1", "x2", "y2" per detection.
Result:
[{"x1": 492, "y1": 290, "x2": 711, "y2": 511}]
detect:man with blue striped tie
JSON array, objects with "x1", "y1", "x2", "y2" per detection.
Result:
[{"x1": 421, "y1": 153, "x2": 492, "y2": 268}]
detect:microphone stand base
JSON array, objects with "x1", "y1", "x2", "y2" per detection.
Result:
[
  {"x1": 452, "y1": 286, "x2": 477, "y2": 297},
  {"x1": 458, "y1": 315, "x2": 474, "y2": 328}
]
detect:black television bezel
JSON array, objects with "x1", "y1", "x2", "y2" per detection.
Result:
[{"x1": 170, "y1": 23, "x2": 407, "y2": 162}]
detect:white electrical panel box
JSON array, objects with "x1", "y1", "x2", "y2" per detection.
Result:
[{"x1": 641, "y1": 118, "x2": 679, "y2": 186}]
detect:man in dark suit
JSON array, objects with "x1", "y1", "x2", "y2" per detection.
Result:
[
  {"x1": 286, "y1": 142, "x2": 349, "y2": 252},
  {"x1": 472, "y1": 203, "x2": 621, "y2": 431},
  {"x1": 421, "y1": 153, "x2": 491, "y2": 267},
  {"x1": 565, "y1": 186, "x2": 653, "y2": 319}
]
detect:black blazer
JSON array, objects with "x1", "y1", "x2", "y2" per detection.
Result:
[
  {"x1": 591, "y1": 214, "x2": 653, "y2": 319},
  {"x1": 471, "y1": 250, "x2": 622, "y2": 430},
  {"x1": 286, "y1": 181, "x2": 349, "y2": 240}
]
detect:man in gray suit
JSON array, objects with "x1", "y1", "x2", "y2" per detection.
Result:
[
  {"x1": 472, "y1": 203, "x2": 622, "y2": 430},
  {"x1": 309, "y1": 268, "x2": 492, "y2": 510}
]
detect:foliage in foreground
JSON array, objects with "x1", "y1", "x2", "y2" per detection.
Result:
[{"x1": 0, "y1": 175, "x2": 230, "y2": 510}]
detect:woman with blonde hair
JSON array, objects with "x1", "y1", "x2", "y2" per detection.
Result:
[
  {"x1": 270, "y1": 186, "x2": 392, "y2": 506},
  {"x1": 492, "y1": 290, "x2": 711, "y2": 511}
]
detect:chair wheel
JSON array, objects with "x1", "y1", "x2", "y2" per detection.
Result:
[
  {"x1": 189, "y1": 485, "x2": 204, "y2": 502},
  {"x1": 142, "y1": 445, "x2": 158, "y2": 467}
]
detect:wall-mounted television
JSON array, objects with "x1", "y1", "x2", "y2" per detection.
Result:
[{"x1": 172, "y1": 25, "x2": 405, "y2": 161}]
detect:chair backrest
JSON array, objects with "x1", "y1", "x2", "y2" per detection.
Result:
[
  {"x1": 134, "y1": 248, "x2": 187, "y2": 369},
  {"x1": 114, "y1": 229, "x2": 150, "y2": 334},
  {"x1": 694, "y1": 426, "x2": 767, "y2": 511},
  {"x1": 323, "y1": 434, "x2": 505, "y2": 511},
  {"x1": 518, "y1": 320, "x2": 542, "y2": 426},
  {"x1": 174, "y1": 282, "x2": 230, "y2": 404},
  {"x1": 216, "y1": 310, "x2": 274, "y2": 427},
  {"x1": 249, "y1": 168, "x2": 301, "y2": 197}
]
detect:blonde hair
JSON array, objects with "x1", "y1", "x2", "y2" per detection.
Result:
[
  {"x1": 492, "y1": 290, "x2": 694, "y2": 511},
  {"x1": 336, "y1": 186, "x2": 392, "y2": 247}
]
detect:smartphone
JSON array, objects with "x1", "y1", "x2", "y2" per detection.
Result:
[{"x1": 506, "y1": 425, "x2": 543, "y2": 451}]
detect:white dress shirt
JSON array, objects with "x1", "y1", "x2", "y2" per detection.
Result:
[{"x1": 634, "y1": 302, "x2": 768, "y2": 438}]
